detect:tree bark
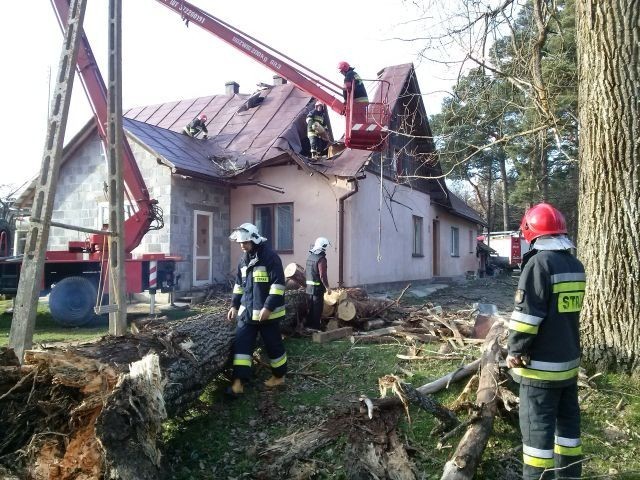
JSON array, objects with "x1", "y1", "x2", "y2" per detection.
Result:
[
  {"x1": 0, "y1": 314, "x2": 235, "y2": 479},
  {"x1": 576, "y1": 0, "x2": 640, "y2": 372}
]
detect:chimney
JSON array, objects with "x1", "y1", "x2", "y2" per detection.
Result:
[
  {"x1": 273, "y1": 75, "x2": 287, "y2": 86},
  {"x1": 225, "y1": 81, "x2": 239, "y2": 96}
]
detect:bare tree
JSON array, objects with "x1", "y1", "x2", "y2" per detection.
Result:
[{"x1": 576, "y1": 0, "x2": 640, "y2": 372}]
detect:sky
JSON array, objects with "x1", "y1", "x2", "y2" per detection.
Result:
[{"x1": 0, "y1": 0, "x2": 466, "y2": 190}]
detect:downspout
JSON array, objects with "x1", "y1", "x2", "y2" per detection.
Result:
[{"x1": 338, "y1": 178, "x2": 359, "y2": 287}]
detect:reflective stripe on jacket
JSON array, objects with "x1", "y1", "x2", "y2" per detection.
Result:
[
  {"x1": 305, "y1": 252, "x2": 325, "y2": 296},
  {"x1": 231, "y1": 244, "x2": 285, "y2": 324},
  {"x1": 508, "y1": 249, "x2": 585, "y2": 387}
]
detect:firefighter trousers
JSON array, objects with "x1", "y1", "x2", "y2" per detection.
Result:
[
  {"x1": 519, "y1": 382, "x2": 582, "y2": 479},
  {"x1": 305, "y1": 293, "x2": 324, "y2": 330},
  {"x1": 232, "y1": 319, "x2": 287, "y2": 381}
]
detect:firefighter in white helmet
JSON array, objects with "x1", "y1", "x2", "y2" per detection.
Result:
[
  {"x1": 305, "y1": 236, "x2": 332, "y2": 330},
  {"x1": 227, "y1": 223, "x2": 287, "y2": 394}
]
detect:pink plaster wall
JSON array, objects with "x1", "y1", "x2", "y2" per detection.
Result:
[{"x1": 229, "y1": 165, "x2": 346, "y2": 287}]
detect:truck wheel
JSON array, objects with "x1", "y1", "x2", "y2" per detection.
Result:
[{"x1": 49, "y1": 276, "x2": 97, "y2": 327}]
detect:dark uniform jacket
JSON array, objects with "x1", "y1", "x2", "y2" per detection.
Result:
[
  {"x1": 305, "y1": 252, "x2": 326, "y2": 296},
  {"x1": 186, "y1": 118, "x2": 208, "y2": 135},
  {"x1": 306, "y1": 109, "x2": 327, "y2": 137},
  {"x1": 342, "y1": 67, "x2": 368, "y2": 102},
  {"x1": 231, "y1": 244, "x2": 286, "y2": 323},
  {"x1": 508, "y1": 248, "x2": 585, "y2": 388}
]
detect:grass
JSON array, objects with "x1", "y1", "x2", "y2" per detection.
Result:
[
  {"x1": 0, "y1": 298, "x2": 197, "y2": 347},
  {"x1": 2, "y1": 295, "x2": 640, "y2": 479}
]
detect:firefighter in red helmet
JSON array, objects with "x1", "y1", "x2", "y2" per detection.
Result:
[
  {"x1": 337, "y1": 61, "x2": 368, "y2": 103},
  {"x1": 183, "y1": 113, "x2": 209, "y2": 139},
  {"x1": 507, "y1": 203, "x2": 585, "y2": 479}
]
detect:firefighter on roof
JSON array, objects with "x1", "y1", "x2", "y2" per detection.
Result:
[
  {"x1": 306, "y1": 101, "x2": 330, "y2": 159},
  {"x1": 183, "y1": 114, "x2": 209, "y2": 139},
  {"x1": 227, "y1": 223, "x2": 287, "y2": 394},
  {"x1": 507, "y1": 203, "x2": 585, "y2": 480}
]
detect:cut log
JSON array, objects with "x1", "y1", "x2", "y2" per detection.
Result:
[
  {"x1": 336, "y1": 300, "x2": 357, "y2": 321},
  {"x1": 322, "y1": 301, "x2": 336, "y2": 318},
  {"x1": 324, "y1": 289, "x2": 347, "y2": 306},
  {"x1": 440, "y1": 318, "x2": 506, "y2": 480},
  {"x1": 284, "y1": 263, "x2": 306, "y2": 289},
  {"x1": 312, "y1": 327, "x2": 353, "y2": 344},
  {"x1": 284, "y1": 289, "x2": 308, "y2": 334},
  {"x1": 0, "y1": 314, "x2": 235, "y2": 479}
]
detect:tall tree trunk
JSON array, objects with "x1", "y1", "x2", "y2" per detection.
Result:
[
  {"x1": 576, "y1": 0, "x2": 640, "y2": 372},
  {"x1": 499, "y1": 154, "x2": 509, "y2": 230}
]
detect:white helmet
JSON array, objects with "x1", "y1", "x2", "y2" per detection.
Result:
[
  {"x1": 310, "y1": 236, "x2": 331, "y2": 254},
  {"x1": 229, "y1": 223, "x2": 267, "y2": 244}
]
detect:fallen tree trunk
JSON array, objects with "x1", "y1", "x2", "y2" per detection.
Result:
[
  {"x1": 0, "y1": 313, "x2": 235, "y2": 480},
  {"x1": 440, "y1": 318, "x2": 506, "y2": 480},
  {"x1": 284, "y1": 263, "x2": 306, "y2": 289}
]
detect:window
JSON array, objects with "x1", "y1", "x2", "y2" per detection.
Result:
[
  {"x1": 254, "y1": 203, "x2": 293, "y2": 252},
  {"x1": 469, "y1": 229, "x2": 474, "y2": 254},
  {"x1": 451, "y1": 227, "x2": 459, "y2": 257},
  {"x1": 412, "y1": 216, "x2": 423, "y2": 256}
]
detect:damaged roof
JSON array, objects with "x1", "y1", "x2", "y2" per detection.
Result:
[{"x1": 124, "y1": 83, "x2": 313, "y2": 178}]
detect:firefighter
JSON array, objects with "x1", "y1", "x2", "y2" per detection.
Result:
[
  {"x1": 507, "y1": 203, "x2": 585, "y2": 480},
  {"x1": 183, "y1": 113, "x2": 209, "y2": 139},
  {"x1": 338, "y1": 61, "x2": 368, "y2": 104},
  {"x1": 306, "y1": 101, "x2": 329, "y2": 159},
  {"x1": 227, "y1": 223, "x2": 287, "y2": 394},
  {"x1": 305, "y1": 236, "x2": 332, "y2": 330}
]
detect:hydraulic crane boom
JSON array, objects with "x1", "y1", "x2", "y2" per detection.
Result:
[
  {"x1": 50, "y1": 0, "x2": 160, "y2": 254},
  {"x1": 154, "y1": 0, "x2": 390, "y2": 151}
]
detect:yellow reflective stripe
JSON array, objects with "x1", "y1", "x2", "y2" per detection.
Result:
[
  {"x1": 269, "y1": 308, "x2": 285, "y2": 319},
  {"x1": 523, "y1": 454, "x2": 555, "y2": 468},
  {"x1": 558, "y1": 292, "x2": 584, "y2": 312},
  {"x1": 554, "y1": 444, "x2": 582, "y2": 456},
  {"x1": 233, "y1": 359, "x2": 252, "y2": 367},
  {"x1": 509, "y1": 320, "x2": 539, "y2": 334},
  {"x1": 270, "y1": 354, "x2": 287, "y2": 368},
  {"x1": 269, "y1": 284, "x2": 285, "y2": 295},
  {"x1": 552, "y1": 281, "x2": 586, "y2": 293},
  {"x1": 233, "y1": 284, "x2": 244, "y2": 294},
  {"x1": 512, "y1": 366, "x2": 579, "y2": 381}
]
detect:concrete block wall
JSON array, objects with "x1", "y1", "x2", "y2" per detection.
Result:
[
  {"x1": 170, "y1": 175, "x2": 230, "y2": 291},
  {"x1": 49, "y1": 137, "x2": 109, "y2": 249}
]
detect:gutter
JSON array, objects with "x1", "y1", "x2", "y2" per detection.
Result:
[{"x1": 338, "y1": 178, "x2": 359, "y2": 287}]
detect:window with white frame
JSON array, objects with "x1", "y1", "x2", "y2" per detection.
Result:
[
  {"x1": 451, "y1": 226, "x2": 459, "y2": 257},
  {"x1": 254, "y1": 203, "x2": 294, "y2": 252},
  {"x1": 469, "y1": 229, "x2": 474, "y2": 253},
  {"x1": 97, "y1": 202, "x2": 135, "y2": 229},
  {"x1": 412, "y1": 215, "x2": 423, "y2": 256}
]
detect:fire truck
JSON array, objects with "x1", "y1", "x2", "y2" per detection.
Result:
[{"x1": 1, "y1": 0, "x2": 391, "y2": 327}]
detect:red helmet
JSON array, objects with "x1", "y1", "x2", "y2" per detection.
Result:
[
  {"x1": 199, "y1": 114, "x2": 207, "y2": 122},
  {"x1": 520, "y1": 203, "x2": 567, "y2": 243},
  {"x1": 337, "y1": 61, "x2": 350, "y2": 73}
]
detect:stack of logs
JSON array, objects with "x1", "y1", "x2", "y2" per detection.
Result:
[{"x1": 284, "y1": 263, "x2": 402, "y2": 330}]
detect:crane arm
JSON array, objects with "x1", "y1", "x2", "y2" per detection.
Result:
[
  {"x1": 153, "y1": 0, "x2": 346, "y2": 115},
  {"x1": 50, "y1": 0, "x2": 157, "y2": 254}
]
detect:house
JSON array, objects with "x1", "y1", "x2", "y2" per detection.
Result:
[{"x1": 15, "y1": 65, "x2": 485, "y2": 295}]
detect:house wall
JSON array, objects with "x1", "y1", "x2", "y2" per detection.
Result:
[
  {"x1": 229, "y1": 164, "x2": 347, "y2": 287},
  {"x1": 169, "y1": 175, "x2": 230, "y2": 289},
  {"x1": 49, "y1": 133, "x2": 229, "y2": 293},
  {"x1": 49, "y1": 136, "x2": 109, "y2": 249},
  {"x1": 430, "y1": 207, "x2": 480, "y2": 278},
  {"x1": 343, "y1": 174, "x2": 433, "y2": 286}
]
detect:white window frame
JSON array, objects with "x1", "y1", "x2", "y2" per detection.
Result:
[{"x1": 451, "y1": 226, "x2": 460, "y2": 257}]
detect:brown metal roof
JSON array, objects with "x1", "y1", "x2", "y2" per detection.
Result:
[{"x1": 124, "y1": 83, "x2": 313, "y2": 177}]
